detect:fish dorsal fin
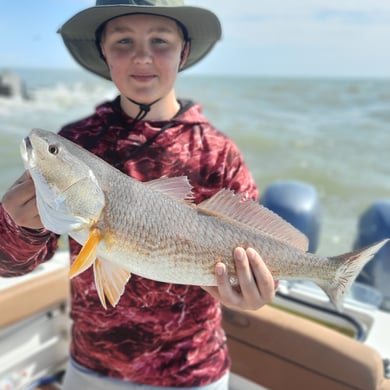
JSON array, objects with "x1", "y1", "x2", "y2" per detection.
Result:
[
  {"x1": 198, "y1": 189, "x2": 309, "y2": 251},
  {"x1": 145, "y1": 176, "x2": 194, "y2": 203}
]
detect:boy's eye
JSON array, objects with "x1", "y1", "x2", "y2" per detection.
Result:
[
  {"x1": 118, "y1": 38, "x2": 132, "y2": 45},
  {"x1": 152, "y1": 38, "x2": 168, "y2": 45}
]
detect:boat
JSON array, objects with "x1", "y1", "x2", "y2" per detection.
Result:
[
  {"x1": 0, "y1": 180, "x2": 389, "y2": 389},
  {"x1": 226, "y1": 181, "x2": 390, "y2": 389}
]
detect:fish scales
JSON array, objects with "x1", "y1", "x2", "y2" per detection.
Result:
[
  {"x1": 100, "y1": 174, "x2": 296, "y2": 284},
  {"x1": 21, "y1": 128, "x2": 389, "y2": 310},
  {"x1": 73, "y1": 175, "x2": 370, "y2": 291}
]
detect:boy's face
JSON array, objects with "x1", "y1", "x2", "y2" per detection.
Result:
[{"x1": 100, "y1": 13, "x2": 187, "y2": 104}]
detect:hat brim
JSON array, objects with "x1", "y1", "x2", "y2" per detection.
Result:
[{"x1": 58, "y1": 5, "x2": 222, "y2": 80}]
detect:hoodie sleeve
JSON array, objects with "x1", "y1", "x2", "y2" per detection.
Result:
[{"x1": 0, "y1": 205, "x2": 58, "y2": 277}]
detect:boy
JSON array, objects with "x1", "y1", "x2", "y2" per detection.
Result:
[{"x1": 0, "y1": 1, "x2": 275, "y2": 388}]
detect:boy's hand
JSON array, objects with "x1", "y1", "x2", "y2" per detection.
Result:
[
  {"x1": 2, "y1": 171, "x2": 43, "y2": 229},
  {"x1": 203, "y1": 247, "x2": 277, "y2": 311}
]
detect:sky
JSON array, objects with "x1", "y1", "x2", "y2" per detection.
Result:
[{"x1": 1, "y1": 0, "x2": 390, "y2": 78}]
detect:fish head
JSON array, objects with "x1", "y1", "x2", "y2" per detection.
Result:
[
  {"x1": 21, "y1": 129, "x2": 88, "y2": 191},
  {"x1": 20, "y1": 128, "x2": 105, "y2": 234}
]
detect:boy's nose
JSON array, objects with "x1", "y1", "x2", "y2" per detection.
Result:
[{"x1": 133, "y1": 44, "x2": 152, "y2": 63}]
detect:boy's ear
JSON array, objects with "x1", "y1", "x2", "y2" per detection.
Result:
[
  {"x1": 100, "y1": 44, "x2": 107, "y2": 61},
  {"x1": 179, "y1": 41, "x2": 191, "y2": 69}
]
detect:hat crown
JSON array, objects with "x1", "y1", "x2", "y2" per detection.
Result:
[
  {"x1": 96, "y1": 0, "x2": 184, "y2": 6},
  {"x1": 60, "y1": 0, "x2": 221, "y2": 79}
]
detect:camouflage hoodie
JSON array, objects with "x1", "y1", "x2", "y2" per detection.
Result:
[{"x1": 0, "y1": 96, "x2": 258, "y2": 387}]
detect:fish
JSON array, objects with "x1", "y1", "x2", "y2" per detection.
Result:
[{"x1": 20, "y1": 128, "x2": 389, "y2": 311}]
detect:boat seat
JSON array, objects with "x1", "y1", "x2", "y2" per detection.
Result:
[
  {"x1": 0, "y1": 260, "x2": 70, "y2": 389},
  {"x1": 0, "y1": 265, "x2": 69, "y2": 329},
  {"x1": 222, "y1": 306, "x2": 390, "y2": 390}
]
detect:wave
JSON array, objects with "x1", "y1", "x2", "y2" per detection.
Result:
[{"x1": 0, "y1": 81, "x2": 116, "y2": 135}]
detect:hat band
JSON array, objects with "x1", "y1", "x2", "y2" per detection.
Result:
[{"x1": 96, "y1": 0, "x2": 185, "y2": 6}]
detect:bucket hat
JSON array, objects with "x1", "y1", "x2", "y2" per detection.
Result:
[{"x1": 58, "y1": 0, "x2": 222, "y2": 80}]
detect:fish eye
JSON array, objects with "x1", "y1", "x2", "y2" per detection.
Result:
[{"x1": 48, "y1": 144, "x2": 59, "y2": 155}]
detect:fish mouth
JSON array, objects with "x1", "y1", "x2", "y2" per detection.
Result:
[{"x1": 20, "y1": 136, "x2": 33, "y2": 168}]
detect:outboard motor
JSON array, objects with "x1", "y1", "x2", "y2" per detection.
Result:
[
  {"x1": 260, "y1": 180, "x2": 321, "y2": 253},
  {"x1": 354, "y1": 200, "x2": 390, "y2": 311}
]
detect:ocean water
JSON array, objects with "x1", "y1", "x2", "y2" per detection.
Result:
[{"x1": 0, "y1": 67, "x2": 389, "y2": 256}]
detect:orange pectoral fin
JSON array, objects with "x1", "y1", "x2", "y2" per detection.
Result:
[
  {"x1": 93, "y1": 258, "x2": 131, "y2": 309},
  {"x1": 69, "y1": 228, "x2": 102, "y2": 279}
]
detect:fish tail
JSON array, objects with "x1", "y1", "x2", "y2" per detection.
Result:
[{"x1": 321, "y1": 238, "x2": 389, "y2": 311}]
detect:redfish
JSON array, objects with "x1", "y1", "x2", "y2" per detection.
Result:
[{"x1": 20, "y1": 129, "x2": 388, "y2": 310}]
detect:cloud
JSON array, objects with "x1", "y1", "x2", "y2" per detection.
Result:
[
  {"x1": 185, "y1": 0, "x2": 390, "y2": 77},
  {"x1": 188, "y1": 0, "x2": 390, "y2": 49}
]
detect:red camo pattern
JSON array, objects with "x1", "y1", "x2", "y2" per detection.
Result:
[{"x1": 0, "y1": 97, "x2": 258, "y2": 386}]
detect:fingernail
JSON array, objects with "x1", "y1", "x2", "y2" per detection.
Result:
[
  {"x1": 234, "y1": 247, "x2": 245, "y2": 262},
  {"x1": 246, "y1": 247, "x2": 255, "y2": 257},
  {"x1": 216, "y1": 263, "x2": 225, "y2": 276}
]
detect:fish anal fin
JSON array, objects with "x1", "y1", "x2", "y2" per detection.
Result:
[
  {"x1": 93, "y1": 258, "x2": 132, "y2": 309},
  {"x1": 145, "y1": 176, "x2": 194, "y2": 203},
  {"x1": 69, "y1": 227, "x2": 102, "y2": 279},
  {"x1": 94, "y1": 258, "x2": 107, "y2": 310},
  {"x1": 198, "y1": 189, "x2": 309, "y2": 251}
]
